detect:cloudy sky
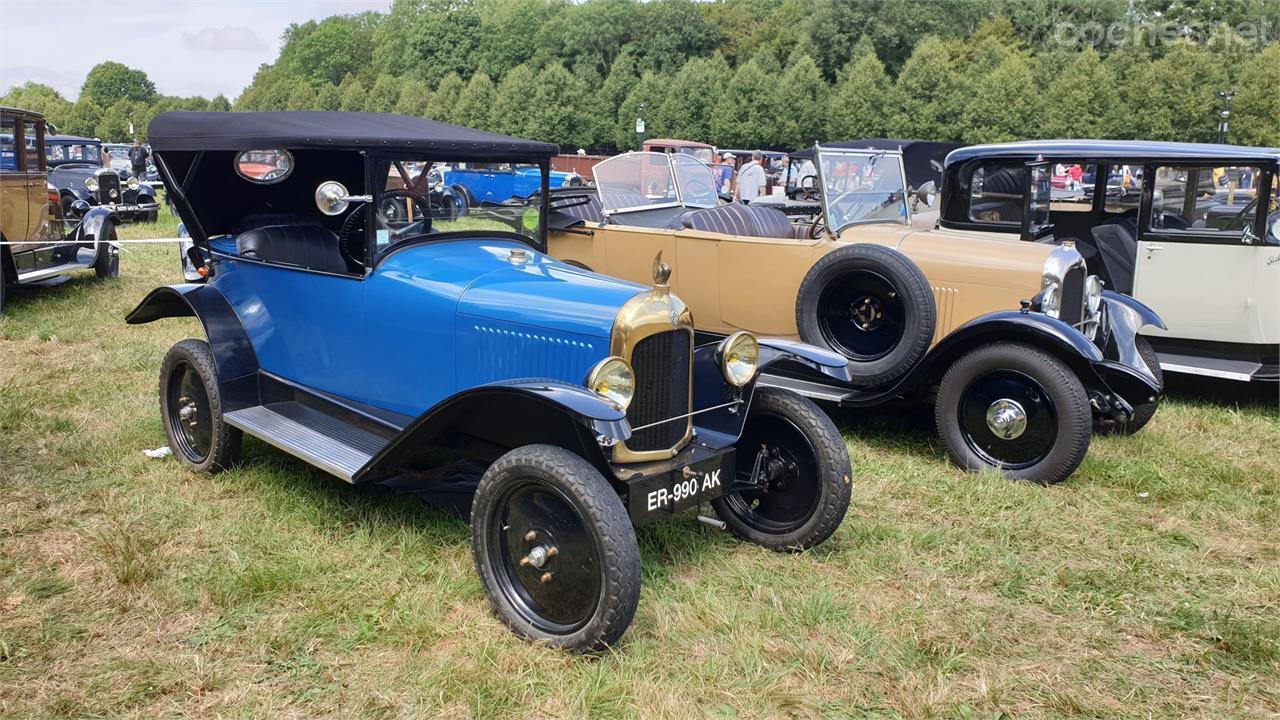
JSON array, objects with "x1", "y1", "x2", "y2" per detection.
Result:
[{"x1": 1, "y1": 0, "x2": 389, "y2": 101}]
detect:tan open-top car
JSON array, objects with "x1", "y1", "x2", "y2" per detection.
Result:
[{"x1": 541, "y1": 148, "x2": 1165, "y2": 484}]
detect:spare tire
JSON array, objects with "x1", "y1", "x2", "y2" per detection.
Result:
[{"x1": 795, "y1": 244, "x2": 936, "y2": 387}]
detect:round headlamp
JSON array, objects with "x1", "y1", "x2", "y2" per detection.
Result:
[
  {"x1": 127, "y1": 176, "x2": 140, "y2": 190},
  {"x1": 718, "y1": 331, "x2": 760, "y2": 387},
  {"x1": 586, "y1": 356, "x2": 635, "y2": 410},
  {"x1": 1084, "y1": 275, "x2": 1103, "y2": 314},
  {"x1": 84, "y1": 176, "x2": 99, "y2": 192},
  {"x1": 1039, "y1": 282, "x2": 1061, "y2": 319}
]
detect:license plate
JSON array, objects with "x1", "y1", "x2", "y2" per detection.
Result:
[{"x1": 627, "y1": 449, "x2": 734, "y2": 525}]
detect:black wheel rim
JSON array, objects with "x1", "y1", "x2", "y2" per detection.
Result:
[
  {"x1": 725, "y1": 412, "x2": 822, "y2": 534},
  {"x1": 816, "y1": 270, "x2": 906, "y2": 361},
  {"x1": 958, "y1": 370, "x2": 1058, "y2": 470},
  {"x1": 487, "y1": 479, "x2": 604, "y2": 634},
  {"x1": 165, "y1": 361, "x2": 213, "y2": 462}
]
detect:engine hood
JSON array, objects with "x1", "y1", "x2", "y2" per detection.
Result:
[{"x1": 456, "y1": 243, "x2": 647, "y2": 340}]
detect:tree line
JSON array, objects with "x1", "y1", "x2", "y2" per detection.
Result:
[{"x1": 4, "y1": 0, "x2": 1278, "y2": 150}]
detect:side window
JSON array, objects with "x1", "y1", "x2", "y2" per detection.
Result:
[
  {"x1": 1049, "y1": 162, "x2": 1095, "y2": 212},
  {"x1": 1149, "y1": 164, "x2": 1263, "y2": 234},
  {"x1": 24, "y1": 121, "x2": 41, "y2": 170},
  {"x1": 1102, "y1": 164, "x2": 1143, "y2": 214},
  {"x1": 0, "y1": 116, "x2": 17, "y2": 171},
  {"x1": 968, "y1": 163, "x2": 1024, "y2": 223}
]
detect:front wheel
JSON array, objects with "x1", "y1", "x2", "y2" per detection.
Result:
[
  {"x1": 471, "y1": 445, "x2": 641, "y2": 652},
  {"x1": 711, "y1": 388, "x2": 852, "y2": 551},
  {"x1": 159, "y1": 339, "x2": 242, "y2": 473},
  {"x1": 935, "y1": 342, "x2": 1091, "y2": 485},
  {"x1": 93, "y1": 223, "x2": 120, "y2": 279}
]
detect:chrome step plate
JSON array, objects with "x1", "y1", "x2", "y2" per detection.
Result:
[{"x1": 224, "y1": 403, "x2": 387, "y2": 482}]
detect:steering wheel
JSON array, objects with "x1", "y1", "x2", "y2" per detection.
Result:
[
  {"x1": 338, "y1": 188, "x2": 434, "y2": 270},
  {"x1": 683, "y1": 178, "x2": 716, "y2": 202},
  {"x1": 809, "y1": 211, "x2": 827, "y2": 239},
  {"x1": 797, "y1": 174, "x2": 820, "y2": 201}
]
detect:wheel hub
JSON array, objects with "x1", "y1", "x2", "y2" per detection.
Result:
[
  {"x1": 986, "y1": 398, "x2": 1028, "y2": 439},
  {"x1": 178, "y1": 397, "x2": 198, "y2": 427},
  {"x1": 850, "y1": 295, "x2": 884, "y2": 332}
]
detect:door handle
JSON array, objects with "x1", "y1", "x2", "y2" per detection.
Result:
[{"x1": 1145, "y1": 244, "x2": 1164, "y2": 254}]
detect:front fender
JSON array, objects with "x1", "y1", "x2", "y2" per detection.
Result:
[
  {"x1": 353, "y1": 379, "x2": 627, "y2": 483},
  {"x1": 758, "y1": 337, "x2": 853, "y2": 383},
  {"x1": 76, "y1": 207, "x2": 119, "y2": 245},
  {"x1": 126, "y1": 284, "x2": 260, "y2": 410},
  {"x1": 63, "y1": 187, "x2": 90, "y2": 202},
  {"x1": 928, "y1": 310, "x2": 1104, "y2": 372}
]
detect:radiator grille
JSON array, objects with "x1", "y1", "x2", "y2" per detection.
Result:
[
  {"x1": 1060, "y1": 266, "x2": 1085, "y2": 326},
  {"x1": 625, "y1": 330, "x2": 691, "y2": 452},
  {"x1": 97, "y1": 173, "x2": 121, "y2": 204}
]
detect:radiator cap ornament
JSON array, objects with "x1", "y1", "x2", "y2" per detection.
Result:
[{"x1": 651, "y1": 251, "x2": 672, "y2": 286}]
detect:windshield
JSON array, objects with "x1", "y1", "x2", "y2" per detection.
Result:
[
  {"x1": 816, "y1": 149, "x2": 909, "y2": 231},
  {"x1": 372, "y1": 157, "x2": 546, "y2": 254},
  {"x1": 594, "y1": 152, "x2": 718, "y2": 215}
]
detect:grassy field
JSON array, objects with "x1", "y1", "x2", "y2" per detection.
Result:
[{"x1": 1, "y1": 214, "x2": 1278, "y2": 719}]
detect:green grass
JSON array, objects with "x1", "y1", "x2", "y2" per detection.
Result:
[{"x1": 1, "y1": 210, "x2": 1278, "y2": 718}]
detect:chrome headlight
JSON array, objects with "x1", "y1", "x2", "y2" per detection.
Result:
[
  {"x1": 1040, "y1": 282, "x2": 1061, "y2": 319},
  {"x1": 84, "y1": 176, "x2": 99, "y2": 192},
  {"x1": 586, "y1": 356, "x2": 635, "y2": 410},
  {"x1": 127, "y1": 176, "x2": 140, "y2": 190},
  {"x1": 1084, "y1": 275, "x2": 1103, "y2": 314},
  {"x1": 718, "y1": 331, "x2": 760, "y2": 387}
]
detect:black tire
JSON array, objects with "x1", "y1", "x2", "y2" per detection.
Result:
[
  {"x1": 144, "y1": 210, "x2": 158, "y2": 223},
  {"x1": 60, "y1": 195, "x2": 76, "y2": 220},
  {"x1": 159, "y1": 339, "x2": 242, "y2": 473},
  {"x1": 935, "y1": 342, "x2": 1091, "y2": 485},
  {"x1": 93, "y1": 223, "x2": 120, "y2": 279},
  {"x1": 471, "y1": 445, "x2": 640, "y2": 652},
  {"x1": 450, "y1": 185, "x2": 472, "y2": 217},
  {"x1": 1095, "y1": 335, "x2": 1162, "y2": 436},
  {"x1": 0, "y1": 274, "x2": 6, "y2": 315},
  {"x1": 796, "y1": 244, "x2": 936, "y2": 387},
  {"x1": 711, "y1": 387, "x2": 852, "y2": 551}
]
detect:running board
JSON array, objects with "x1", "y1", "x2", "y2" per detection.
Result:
[
  {"x1": 1156, "y1": 352, "x2": 1262, "y2": 383},
  {"x1": 224, "y1": 402, "x2": 389, "y2": 482},
  {"x1": 17, "y1": 261, "x2": 93, "y2": 284},
  {"x1": 757, "y1": 373, "x2": 860, "y2": 404}
]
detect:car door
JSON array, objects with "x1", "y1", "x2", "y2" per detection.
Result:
[
  {"x1": 22, "y1": 118, "x2": 55, "y2": 244},
  {"x1": 1133, "y1": 162, "x2": 1273, "y2": 344},
  {"x1": 0, "y1": 113, "x2": 28, "y2": 250}
]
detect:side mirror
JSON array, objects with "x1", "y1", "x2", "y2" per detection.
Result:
[
  {"x1": 315, "y1": 181, "x2": 371, "y2": 216},
  {"x1": 913, "y1": 180, "x2": 937, "y2": 208}
]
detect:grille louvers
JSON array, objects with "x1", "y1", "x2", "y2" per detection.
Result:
[{"x1": 625, "y1": 330, "x2": 691, "y2": 452}]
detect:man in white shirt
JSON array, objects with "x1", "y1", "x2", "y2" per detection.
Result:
[{"x1": 735, "y1": 151, "x2": 766, "y2": 203}]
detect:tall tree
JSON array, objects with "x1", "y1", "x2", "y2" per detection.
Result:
[
  {"x1": 653, "y1": 54, "x2": 731, "y2": 145},
  {"x1": 430, "y1": 73, "x2": 466, "y2": 123},
  {"x1": 527, "y1": 63, "x2": 589, "y2": 146},
  {"x1": 628, "y1": 0, "x2": 720, "y2": 72},
  {"x1": 455, "y1": 72, "x2": 497, "y2": 131},
  {"x1": 285, "y1": 82, "x2": 319, "y2": 110},
  {"x1": 277, "y1": 17, "x2": 368, "y2": 86},
  {"x1": 62, "y1": 98, "x2": 102, "y2": 137},
  {"x1": 474, "y1": 0, "x2": 559, "y2": 78},
  {"x1": 825, "y1": 50, "x2": 892, "y2": 141},
  {"x1": 617, "y1": 71, "x2": 670, "y2": 150},
  {"x1": 314, "y1": 84, "x2": 342, "y2": 111},
  {"x1": 0, "y1": 82, "x2": 72, "y2": 129},
  {"x1": 1039, "y1": 48, "x2": 1120, "y2": 138},
  {"x1": 1229, "y1": 43, "x2": 1280, "y2": 146},
  {"x1": 778, "y1": 53, "x2": 828, "y2": 148},
  {"x1": 491, "y1": 64, "x2": 540, "y2": 136},
  {"x1": 80, "y1": 62, "x2": 158, "y2": 108},
  {"x1": 710, "y1": 54, "x2": 786, "y2": 148},
  {"x1": 959, "y1": 52, "x2": 1038, "y2": 143},
  {"x1": 396, "y1": 77, "x2": 432, "y2": 117},
  {"x1": 365, "y1": 74, "x2": 402, "y2": 113},
  {"x1": 891, "y1": 36, "x2": 966, "y2": 141},
  {"x1": 1122, "y1": 40, "x2": 1228, "y2": 142},
  {"x1": 372, "y1": 0, "x2": 482, "y2": 83},
  {"x1": 338, "y1": 74, "x2": 368, "y2": 112},
  {"x1": 209, "y1": 95, "x2": 232, "y2": 112}
]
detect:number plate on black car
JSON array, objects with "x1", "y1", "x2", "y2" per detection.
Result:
[{"x1": 627, "y1": 449, "x2": 735, "y2": 526}]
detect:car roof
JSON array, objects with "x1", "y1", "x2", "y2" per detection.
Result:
[
  {"x1": 946, "y1": 139, "x2": 1280, "y2": 166},
  {"x1": 0, "y1": 106, "x2": 43, "y2": 118},
  {"x1": 149, "y1": 111, "x2": 559, "y2": 159},
  {"x1": 47, "y1": 134, "x2": 100, "y2": 143}
]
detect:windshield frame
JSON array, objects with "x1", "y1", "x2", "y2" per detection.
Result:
[
  {"x1": 814, "y1": 146, "x2": 911, "y2": 234},
  {"x1": 365, "y1": 150, "x2": 550, "y2": 269},
  {"x1": 594, "y1": 151, "x2": 719, "y2": 217}
]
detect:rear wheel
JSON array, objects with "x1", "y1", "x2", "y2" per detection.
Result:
[
  {"x1": 796, "y1": 245, "x2": 936, "y2": 387},
  {"x1": 712, "y1": 388, "x2": 852, "y2": 551},
  {"x1": 471, "y1": 445, "x2": 640, "y2": 652},
  {"x1": 93, "y1": 223, "x2": 120, "y2": 279},
  {"x1": 935, "y1": 342, "x2": 1091, "y2": 485},
  {"x1": 1095, "y1": 335, "x2": 1161, "y2": 436},
  {"x1": 159, "y1": 339, "x2": 241, "y2": 473}
]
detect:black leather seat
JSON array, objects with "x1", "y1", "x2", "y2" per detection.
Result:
[
  {"x1": 680, "y1": 203, "x2": 794, "y2": 238},
  {"x1": 1091, "y1": 218, "x2": 1138, "y2": 294},
  {"x1": 236, "y1": 224, "x2": 350, "y2": 275}
]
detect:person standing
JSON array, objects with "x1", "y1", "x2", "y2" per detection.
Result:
[
  {"x1": 129, "y1": 138, "x2": 150, "y2": 179},
  {"x1": 734, "y1": 150, "x2": 766, "y2": 204},
  {"x1": 714, "y1": 152, "x2": 735, "y2": 195}
]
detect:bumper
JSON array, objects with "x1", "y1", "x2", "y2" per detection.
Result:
[
  {"x1": 103, "y1": 201, "x2": 160, "y2": 218},
  {"x1": 612, "y1": 441, "x2": 734, "y2": 526}
]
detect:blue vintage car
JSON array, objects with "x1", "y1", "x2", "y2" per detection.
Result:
[
  {"x1": 435, "y1": 162, "x2": 583, "y2": 214},
  {"x1": 127, "y1": 111, "x2": 855, "y2": 652}
]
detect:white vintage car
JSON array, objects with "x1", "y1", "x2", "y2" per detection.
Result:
[{"x1": 928, "y1": 140, "x2": 1279, "y2": 383}]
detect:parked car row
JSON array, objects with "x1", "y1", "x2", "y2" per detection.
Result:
[{"x1": 5, "y1": 106, "x2": 1274, "y2": 653}]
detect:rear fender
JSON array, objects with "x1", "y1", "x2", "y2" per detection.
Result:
[
  {"x1": 125, "y1": 284, "x2": 260, "y2": 410},
  {"x1": 353, "y1": 379, "x2": 628, "y2": 484}
]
